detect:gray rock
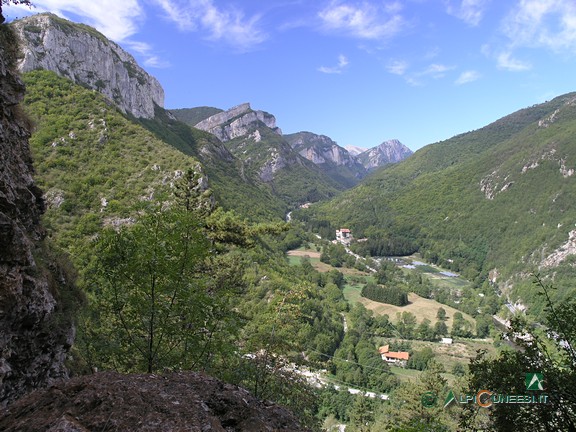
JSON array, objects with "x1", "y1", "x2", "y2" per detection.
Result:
[
  {"x1": 357, "y1": 139, "x2": 413, "y2": 170},
  {"x1": 195, "y1": 103, "x2": 282, "y2": 142},
  {"x1": 0, "y1": 26, "x2": 77, "y2": 407},
  {"x1": 11, "y1": 13, "x2": 164, "y2": 119}
]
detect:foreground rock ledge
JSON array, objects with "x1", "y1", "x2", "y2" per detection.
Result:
[{"x1": 0, "y1": 371, "x2": 309, "y2": 431}]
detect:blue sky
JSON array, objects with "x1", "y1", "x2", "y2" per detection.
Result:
[{"x1": 6, "y1": 0, "x2": 576, "y2": 150}]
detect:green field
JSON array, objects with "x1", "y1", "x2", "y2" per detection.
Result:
[{"x1": 343, "y1": 284, "x2": 474, "y2": 328}]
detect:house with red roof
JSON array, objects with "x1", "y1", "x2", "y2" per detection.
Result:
[
  {"x1": 335, "y1": 228, "x2": 352, "y2": 245},
  {"x1": 379, "y1": 345, "x2": 409, "y2": 366}
]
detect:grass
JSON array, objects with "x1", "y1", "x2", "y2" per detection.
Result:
[
  {"x1": 390, "y1": 366, "x2": 421, "y2": 382},
  {"x1": 287, "y1": 247, "x2": 371, "y2": 276},
  {"x1": 388, "y1": 337, "x2": 495, "y2": 385},
  {"x1": 344, "y1": 285, "x2": 475, "y2": 328}
]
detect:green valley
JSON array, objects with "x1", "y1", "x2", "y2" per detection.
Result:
[{"x1": 3, "y1": 11, "x2": 576, "y2": 432}]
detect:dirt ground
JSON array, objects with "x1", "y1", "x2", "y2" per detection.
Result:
[
  {"x1": 287, "y1": 249, "x2": 322, "y2": 258},
  {"x1": 0, "y1": 371, "x2": 309, "y2": 432}
]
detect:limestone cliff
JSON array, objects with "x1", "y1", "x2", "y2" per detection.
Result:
[
  {"x1": 357, "y1": 139, "x2": 413, "y2": 170},
  {"x1": 0, "y1": 24, "x2": 78, "y2": 406},
  {"x1": 285, "y1": 131, "x2": 366, "y2": 169},
  {"x1": 285, "y1": 131, "x2": 367, "y2": 187},
  {"x1": 11, "y1": 13, "x2": 164, "y2": 119},
  {"x1": 194, "y1": 103, "x2": 282, "y2": 142}
]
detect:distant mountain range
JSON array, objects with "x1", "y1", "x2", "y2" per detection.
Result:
[
  {"x1": 13, "y1": 13, "x2": 411, "y2": 210},
  {"x1": 173, "y1": 105, "x2": 413, "y2": 188}
]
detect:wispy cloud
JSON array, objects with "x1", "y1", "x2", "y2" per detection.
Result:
[
  {"x1": 386, "y1": 59, "x2": 409, "y2": 75},
  {"x1": 422, "y1": 63, "x2": 454, "y2": 78},
  {"x1": 455, "y1": 70, "x2": 481, "y2": 84},
  {"x1": 318, "y1": 54, "x2": 349, "y2": 74},
  {"x1": 6, "y1": 0, "x2": 144, "y2": 42},
  {"x1": 444, "y1": 0, "x2": 490, "y2": 27},
  {"x1": 496, "y1": 51, "x2": 532, "y2": 71},
  {"x1": 402, "y1": 63, "x2": 454, "y2": 86},
  {"x1": 318, "y1": 1, "x2": 406, "y2": 40},
  {"x1": 501, "y1": 0, "x2": 576, "y2": 53},
  {"x1": 151, "y1": 0, "x2": 267, "y2": 52}
]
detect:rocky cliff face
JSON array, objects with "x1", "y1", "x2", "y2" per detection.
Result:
[
  {"x1": 286, "y1": 132, "x2": 363, "y2": 168},
  {"x1": 11, "y1": 13, "x2": 164, "y2": 119},
  {"x1": 285, "y1": 131, "x2": 367, "y2": 186},
  {"x1": 0, "y1": 25, "x2": 77, "y2": 406},
  {"x1": 195, "y1": 103, "x2": 282, "y2": 142},
  {"x1": 357, "y1": 139, "x2": 413, "y2": 170}
]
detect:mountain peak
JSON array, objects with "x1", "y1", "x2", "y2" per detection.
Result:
[{"x1": 358, "y1": 139, "x2": 413, "y2": 169}]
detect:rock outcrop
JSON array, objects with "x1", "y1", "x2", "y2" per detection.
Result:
[
  {"x1": 0, "y1": 371, "x2": 311, "y2": 431},
  {"x1": 285, "y1": 131, "x2": 367, "y2": 186},
  {"x1": 357, "y1": 139, "x2": 413, "y2": 170},
  {"x1": 11, "y1": 13, "x2": 164, "y2": 119},
  {"x1": 0, "y1": 24, "x2": 77, "y2": 406},
  {"x1": 195, "y1": 103, "x2": 282, "y2": 142},
  {"x1": 286, "y1": 131, "x2": 360, "y2": 167}
]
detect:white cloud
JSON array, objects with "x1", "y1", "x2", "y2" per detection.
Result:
[
  {"x1": 318, "y1": 54, "x2": 349, "y2": 74},
  {"x1": 455, "y1": 70, "x2": 481, "y2": 84},
  {"x1": 6, "y1": 0, "x2": 144, "y2": 41},
  {"x1": 318, "y1": 1, "x2": 406, "y2": 40},
  {"x1": 496, "y1": 51, "x2": 532, "y2": 71},
  {"x1": 401, "y1": 63, "x2": 454, "y2": 86},
  {"x1": 151, "y1": 0, "x2": 267, "y2": 51},
  {"x1": 422, "y1": 63, "x2": 454, "y2": 78},
  {"x1": 502, "y1": 0, "x2": 576, "y2": 52},
  {"x1": 386, "y1": 59, "x2": 409, "y2": 75},
  {"x1": 144, "y1": 56, "x2": 171, "y2": 68},
  {"x1": 445, "y1": 0, "x2": 490, "y2": 26}
]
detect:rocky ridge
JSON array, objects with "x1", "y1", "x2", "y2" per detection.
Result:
[
  {"x1": 356, "y1": 139, "x2": 413, "y2": 170},
  {"x1": 0, "y1": 24, "x2": 77, "y2": 407},
  {"x1": 195, "y1": 103, "x2": 282, "y2": 142},
  {"x1": 285, "y1": 131, "x2": 362, "y2": 168},
  {"x1": 11, "y1": 13, "x2": 164, "y2": 119}
]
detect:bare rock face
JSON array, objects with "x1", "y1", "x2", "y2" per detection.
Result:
[
  {"x1": 0, "y1": 371, "x2": 311, "y2": 431},
  {"x1": 285, "y1": 131, "x2": 364, "y2": 169},
  {"x1": 0, "y1": 25, "x2": 76, "y2": 407},
  {"x1": 195, "y1": 103, "x2": 282, "y2": 142},
  {"x1": 11, "y1": 13, "x2": 164, "y2": 119},
  {"x1": 357, "y1": 139, "x2": 413, "y2": 170}
]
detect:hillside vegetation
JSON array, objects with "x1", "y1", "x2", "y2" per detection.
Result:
[{"x1": 301, "y1": 93, "x2": 576, "y2": 315}]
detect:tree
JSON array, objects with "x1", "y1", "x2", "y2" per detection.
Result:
[
  {"x1": 434, "y1": 320, "x2": 448, "y2": 337},
  {"x1": 461, "y1": 275, "x2": 576, "y2": 431},
  {"x1": 86, "y1": 206, "x2": 214, "y2": 373},
  {"x1": 78, "y1": 167, "x2": 253, "y2": 373},
  {"x1": 407, "y1": 347, "x2": 435, "y2": 371},
  {"x1": 374, "y1": 361, "x2": 458, "y2": 431},
  {"x1": 436, "y1": 307, "x2": 447, "y2": 321},
  {"x1": 451, "y1": 312, "x2": 473, "y2": 337},
  {"x1": 416, "y1": 318, "x2": 436, "y2": 341},
  {"x1": 396, "y1": 311, "x2": 417, "y2": 339}
]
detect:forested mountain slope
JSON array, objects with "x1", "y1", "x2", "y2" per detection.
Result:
[{"x1": 303, "y1": 93, "x2": 576, "y2": 315}]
